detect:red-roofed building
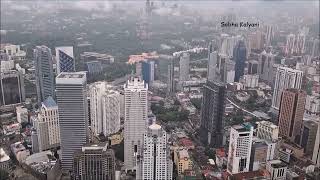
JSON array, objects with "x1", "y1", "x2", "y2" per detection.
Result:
[
  {"x1": 179, "y1": 138, "x2": 195, "y2": 150},
  {"x1": 216, "y1": 148, "x2": 227, "y2": 168},
  {"x1": 226, "y1": 170, "x2": 270, "y2": 180}
]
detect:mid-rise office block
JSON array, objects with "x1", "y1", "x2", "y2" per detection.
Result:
[
  {"x1": 73, "y1": 143, "x2": 115, "y2": 180},
  {"x1": 174, "y1": 148, "x2": 193, "y2": 175},
  {"x1": 55, "y1": 46, "x2": 75, "y2": 75},
  {"x1": 56, "y1": 72, "x2": 88, "y2": 171},
  {"x1": 272, "y1": 67, "x2": 303, "y2": 110},
  {"x1": 278, "y1": 89, "x2": 306, "y2": 143},
  {"x1": 0, "y1": 70, "x2": 25, "y2": 106},
  {"x1": 33, "y1": 96, "x2": 60, "y2": 152},
  {"x1": 266, "y1": 160, "x2": 287, "y2": 180},
  {"x1": 200, "y1": 81, "x2": 226, "y2": 148},
  {"x1": 34, "y1": 46, "x2": 55, "y2": 104},
  {"x1": 227, "y1": 123, "x2": 253, "y2": 174},
  {"x1": 124, "y1": 77, "x2": 148, "y2": 170},
  {"x1": 300, "y1": 120, "x2": 318, "y2": 155},
  {"x1": 16, "y1": 106, "x2": 28, "y2": 123},
  {"x1": 256, "y1": 121, "x2": 279, "y2": 142}
]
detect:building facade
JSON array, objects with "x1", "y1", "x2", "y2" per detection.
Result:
[
  {"x1": 55, "y1": 46, "x2": 75, "y2": 75},
  {"x1": 34, "y1": 46, "x2": 55, "y2": 104},
  {"x1": 256, "y1": 121, "x2": 279, "y2": 142},
  {"x1": 233, "y1": 40, "x2": 247, "y2": 82},
  {"x1": 278, "y1": 89, "x2": 306, "y2": 143},
  {"x1": 227, "y1": 123, "x2": 253, "y2": 174},
  {"x1": 56, "y1": 72, "x2": 88, "y2": 171},
  {"x1": 258, "y1": 50, "x2": 275, "y2": 85},
  {"x1": 142, "y1": 61, "x2": 155, "y2": 85},
  {"x1": 207, "y1": 43, "x2": 218, "y2": 82},
  {"x1": 34, "y1": 96, "x2": 60, "y2": 152},
  {"x1": 272, "y1": 67, "x2": 303, "y2": 110},
  {"x1": 140, "y1": 124, "x2": 173, "y2": 180},
  {"x1": 0, "y1": 70, "x2": 25, "y2": 106},
  {"x1": 73, "y1": 143, "x2": 115, "y2": 180},
  {"x1": 124, "y1": 77, "x2": 148, "y2": 170},
  {"x1": 200, "y1": 81, "x2": 226, "y2": 148},
  {"x1": 179, "y1": 53, "x2": 190, "y2": 82}
]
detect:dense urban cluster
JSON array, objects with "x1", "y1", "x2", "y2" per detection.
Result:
[{"x1": 0, "y1": 0, "x2": 319, "y2": 180}]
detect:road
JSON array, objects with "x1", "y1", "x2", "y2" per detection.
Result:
[{"x1": 226, "y1": 97, "x2": 260, "y2": 118}]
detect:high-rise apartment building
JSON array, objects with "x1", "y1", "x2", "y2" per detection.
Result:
[
  {"x1": 73, "y1": 143, "x2": 115, "y2": 180},
  {"x1": 218, "y1": 34, "x2": 242, "y2": 58},
  {"x1": 207, "y1": 43, "x2": 218, "y2": 82},
  {"x1": 258, "y1": 50, "x2": 275, "y2": 85},
  {"x1": 265, "y1": 25, "x2": 274, "y2": 46},
  {"x1": 179, "y1": 53, "x2": 190, "y2": 82},
  {"x1": 56, "y1": 72, "x2": 88, "y2": 171},
  {"x1": 140, "y1": 123, "x2": 173, "y2": 180},
  {"x1": 34, "y1": 46, "x2": 55, "y2": 104},
  {"x1": 272, "y1": 67, "x2": 303, "y2": 110},
  {"x1": 89, "y1": 82, "x2": 121, "y2": 136},
  {"x1": 142, "y1": 61, "x2": 155, "y2": 85},
  {"x1": 55, "y1": 46, "x2": 75, "y2": 75},
  {"x1": 124, "y1": 77, "x2": 148, "y2": 170},
  {"x1": 227, "y1": 123, "x2": 253, "y2": 174},
  {"x1": 200, "y1": 81, "x2": 226, "y2": 147},
  {"x1": 0, "y1": 70, "x2": 25, "y2": 106},
  {"x1": 256, "y1": 121, "x2": 279, "y2": 142},
  {"x1": 285, "y1": 34, "x2": 295, "y2": 56},
  {"x1": 294, "y1": 33, "x2": 306, "y2": 55},
  {"x1": 33, "y1": 96, "x2": 60, "y2": 152},
  {"x1": 278, "y1": 89, "x2": 306, "y2": 143},
  {"x1": 233, "y1": 40, "x2": 247, "y2": 82}
]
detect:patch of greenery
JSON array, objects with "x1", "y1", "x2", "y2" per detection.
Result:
[{"x1": 151, "y1": 103, "x2": 189, "y2": 122}]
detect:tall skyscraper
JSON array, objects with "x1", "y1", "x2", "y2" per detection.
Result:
[
  {"x1": 294, "y1": 33, "x2": 306, "y2": 55},
  {"x1": 0, "y1": 70, "x2": 25, "y2": 106},
  {"x1": 278, "y1": 89, "x2": 306, "y2": 143},
  {"x1": 248, "y1": 31, "x2": 264, "y2": 50},
  {"x1": 200, "y1": 81, "x2": 226, "y2": 147},
  {"x1": 218, "y1": 34, "x2": 241, "y2": 58},
  {"x1": 179, "y1": 53, "x2": 190, "y2": 82},
  {"x1": 33, "y1": 96, "x2": 60, "y2": 152},
  {"x1": 34, "y1": 46, "x2": 55, "y2": 104},
  {"x1": 207, "y1": 43, "x2": 218, "y2": 82},
  {"x1": 89, "y1": 82, "x2": 121, "y2": 136},
  {"x1": 258, "y1": 50, "x2": 275, "y2": 85},
  {"x1": 233, "y1": 40, "x2": 247, "y2": 82},
  {"x1": 73, "y1": 143, "x2": 115, "y2": 180},
  {"x1": 312, "y1": 120, "x2": 320, "y2": 167},
  {"x1": 55, "y1": 46, "x2": 75, "y2": 75},
  {"x1": 227, "y1": 123, "x2": 253, "y2": 174},
  {"x1": 139, "y1": 123, "x2": 173, "y2": 180},
  {"x1": 167, "y1": 59, "x2": 175, "y2": 95},
  {"x1": 142, "y1": 61, "x2": 155, "y2": 85},
  {"x1": 217, "y1": 54, "x2": 229, "y2": 83},
  {"x1": 56, "y1": 72, "x2": 88, "y2": 171},
  {"x1": 272, "y1": 67, "x2": 303, "y2": 110},
  {"x1": 124, "y1": 77, "x2": 148, "y2": 170}
]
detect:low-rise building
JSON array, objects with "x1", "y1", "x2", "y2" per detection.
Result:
[
  {"x1": 174, "y1": 148, "x2": 193, "y2": 175},
  {"x1": 16, "y1": 106, "x2": 28, "y2": 123},
  {"x1": 10, "y1": 142, "x2": 30, "y2": 162},
  {"x1": 0, "y1": 148, "x2": 11, "y2": 171},
  {"x1": 266, "y1": 160, "x2": 287, "y2": 180}
]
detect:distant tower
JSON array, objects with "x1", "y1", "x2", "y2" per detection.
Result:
[
  {"x1": 233, "y1": 40, "x2": 247, "y2": 82},
  {"x1": 34, "y1": 45, "x2": 55, "y2": 104},
  {"x1": 285, "y1": 34, "x2": 295, "y2": 56},
  {"x1": 227, "y1": 123, "x2": 253, "y2": 174},
  {"x1": 179, "y1": 53, "x2": 190, "y2": 82},
  {"x1": 207, "y1": 43, "x2": 218, "y2": 82},
  {"x1": 200, "y1": 81, "x2": 226, "y2": 147},
  {"x1": 272, "y1": 67, "x2": 303, "y2": 110},
  {"x1": 278, "y1": 89, "x2": 306, "y2": 144},
  {"x1": 265, "y1": 25, "x2": 274, "y2": 46},
  {"x1": 56, "y1": 72, "x2": 88, "y2": 171},
  {"x1": 142, "y1": 61, "x2": 155, "y2": 85},
  {"x1": 55, "y1": 46, "x2": 75, "y2": 75},
  {"x1": 139, "y1": 123, "x2": 173, "y2": 180},
  {"x1": 73, "y1": 143, "x2": 116, "y2": 180},
  {"x1": 167, "y1": 58, "x2": 175, "y2": 95},
  {"x1": 124, "y1": 77, "x2": 148, "y2": 170},
  {"x1": 258, "y1": 50, "x2": 275, "y2": 85},
  {"x1": 294, "y1": 33, "x2": 306, "y2": 55}
]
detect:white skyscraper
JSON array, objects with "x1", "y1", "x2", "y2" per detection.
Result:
[
  {"x1": 179, "y1": 53, "x2": 190, "y2": 82},
  {"x1": 89, "y1": 82, "x2": 121, "y2": 136},
  {"x1": 265, "y1": 25, "x2": 274, "y2": 46},
  {"x1": 124, "y1": 77, "x2": 148, "y2": 170},
  {"x1": 272, "y1": 67, "x2": 303, "y2": 110},
  {"x1": 34, "y1": 96, "x2": 60, "y2": 152},
  {"x1": 258, "y1": 50, "x2": 275, "y2": 85},
  {"x1": 227, "y1": 123, "x2": 253, "y2": 174},
  {"x1": 207, "y1": 43, "x2": 218, "y2": 82},
  {"x1": 55, "y1": 46, "x2": 75, "y2": 75},
  {"x1": 285, "y1": 34, "x2": 295, "y2": 56},
  {"x1": 294, "y1": 33, "x2": 306, "y2": 55},
  {"x1": 139, "y1": 123, "x2": 173, "y2": 180},
  {"x1": 56, "y1": 72, "x2": 88, "y2": 171}
]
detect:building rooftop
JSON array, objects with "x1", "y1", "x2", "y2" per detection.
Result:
[
  {"x1": 268, "y1": 160, "x2": 287, "y2": 168},
  {"x1": 149, "y1": 123, "x2": 161, "y2": 130},
  {"x1": 57, "y1": 72, "x2": 85, "y2": 79},
  {"x1": 178, "y1": 149, "x2": 190, "y2": 159},
  {"x1": 233, "y1": 123, "x2": 253, "y2": 132},
  {"x1": 0, "y1": 148, "x2": 10, "y2": 162}
]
